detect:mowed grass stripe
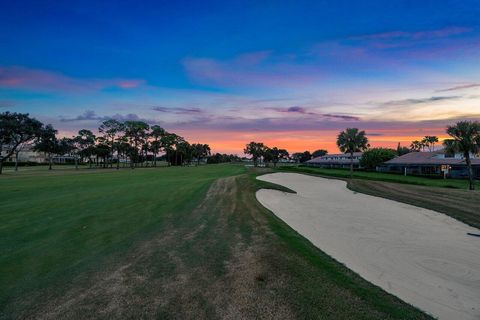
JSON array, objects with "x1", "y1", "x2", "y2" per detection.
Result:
[{"x1": 0, "y1": 165, "x2": 245, "y2": 317}]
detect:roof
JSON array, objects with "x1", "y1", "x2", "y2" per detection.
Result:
[
  {"x1": 325, "y1": 152, "x2": 363, "y2": 157},
  {"x1": 384, "y1": 152, "x2": 480, "y2": 166},
  {"x1": 307, "y1": 152, "x2": 363, "y2": 164}
]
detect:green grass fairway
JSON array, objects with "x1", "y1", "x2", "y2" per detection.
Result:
[
  {"x1": 1, "y1": 165, "x2": 431, "y2": 319},
  {"x1": 281, "y1": 165, "x2": 477, "y2": 189}
]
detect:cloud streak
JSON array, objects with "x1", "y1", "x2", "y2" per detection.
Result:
[
  {"x1": 268, "y1": 106, "x2": 360, "y2": 120},
  {"x1": 152, "y1": 106, "x2": 204, "y2": 114},
  {"x1": 0, "y1": 100, "x2": 15, "y2": 108},
  {"x1": 0, "y1": 66, "x2": 145, "y2": 93},
  {"x1": 379, "y1": 96, "x2": 461, "y2": 107},
  {"x1": 60, "y1": 110, "x2": 152, "y2": 123},
  {"x1": 350, "y1": 26, "x2": 472, "y2": 41},
  {"x1": 436, "y1": 83, "x2": 480, "y2": 92}
]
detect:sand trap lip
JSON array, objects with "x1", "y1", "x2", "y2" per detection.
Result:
[{"x1": 256, "y1": 173, "x2": 480, "y2": 320}]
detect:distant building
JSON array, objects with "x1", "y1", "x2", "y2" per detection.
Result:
[
  {"x1": 377, "y1": 151, "x2": 480, "y2": 178},
  {"x1": 305, "y1": 152, "x2": 363, "y2": 169},
  {"x1": 0, "y1": 144, "x2": 46, "y2": 163}
]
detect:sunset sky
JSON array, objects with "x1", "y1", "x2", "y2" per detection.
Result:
[{"x1": 1, "y1": 1, "x2": 479, "y2": 154}]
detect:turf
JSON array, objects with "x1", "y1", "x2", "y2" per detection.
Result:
[
  {"x1": 1, "y1": 165, "x2": 431, "y2": 319},
  {"x1": 347, "y1": 179, "x2": 480, "y2": 229},
  {"x1": 280, "y1": 165, "x2": 477, "y2": 189},
  {"x1": 0, "y1": 165, "x2": 244, "y2": 317}
]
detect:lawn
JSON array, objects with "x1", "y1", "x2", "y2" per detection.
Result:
[
  {"x1": 280, "y1": 165, "x2": 477, "y2": 189},
  {"x1": 1, "y1": 165, "x2": 431, "y2": 319}
]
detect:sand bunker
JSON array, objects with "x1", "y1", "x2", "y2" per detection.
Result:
[{"x1": 257, "y1": 173, "x2": 480, "y2": 320}]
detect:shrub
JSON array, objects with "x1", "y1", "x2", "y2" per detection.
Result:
[{"x1": 360, "y1": 148, "x2": 397, "y2": 170}]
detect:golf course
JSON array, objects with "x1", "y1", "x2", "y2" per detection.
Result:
[
  {"x1": 0, "y1": 164, "x2": 455, "y2": 319},
  {"x1": 3, "y1": 1, "x2": 480, "y2": 319},
  {"x1": 258, "y1": 172, "x2": 480, "y2": 320}
]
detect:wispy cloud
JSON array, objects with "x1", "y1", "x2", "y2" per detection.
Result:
[
  {"x1": 0, "y1": 100, "x2": 15, "y2": 108},
  {"x1": 379, "y1": 96, "x2": 461, "y2": 107},
  {"x1": 436, "y1": 83, "x2": 480, "y2": 92},
  {"x1": 350, "y1": 26, "x2": 472, "y2": 41},
  {"x1": 268, "y1": 106, "x2": 360, "y2": 120},
  {"x1": 310, "y1": 26, "x2": 480, "y2": 66},
  {"x1": 152, "y1": 106, "x2": 204, "y2": 114},
  {"x1": 182, "y1": 55, "x2": 316, "y2": 88},
  {"x1": 60, "y1": 110, "x2": 152, "y2": 123},
  {"x1": 322, "y1": 113, "x2": 361, "y2": 120},
  {"x1": 166, "y1": 112, "x2": 480, "y2": 134},
  {"x1": 269, "y1": 106, "x2": 313, "y2": 114},
  {"x1": 0, "y1": 66, "x2": 145, "y2": 93}
]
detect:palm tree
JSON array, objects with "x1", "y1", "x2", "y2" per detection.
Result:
[
  {"x1": 422, "y1": 135, "x2": 439, "y2": 152},
  {"x1": 421, "y1": 137, "x2": 428, "y2": 151},
  {"x1": 429, "y1": 136, "x2": 439, "y2": 151},
  {"x1": 410, "y1": 140, "x2": 422, "y2": 152},
  {"x1": 175, "y1": 140, "x2": 191, "y2": 166},
  {"x1": 336, "y1": 128, "x2": 369, "y2": 178},
  {"x1": 192, "y1": 143, "x2": 211, "y2": 165},
  {"x1": 444, "y1": 121, "x2": 480, "y2": 190}
]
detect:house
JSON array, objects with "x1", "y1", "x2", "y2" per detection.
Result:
[
  {"x1": 0, "y1": 144, "x2": 46, "y2": 163},
  {"x1": 305, "y1": 152, "x2": 364, "y2": 169},
  {"x1": 377, "y1": 151, "x2": 480, "y2": 178}
]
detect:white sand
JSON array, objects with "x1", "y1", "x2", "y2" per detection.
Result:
[{"x1": 256, "y1": 173, "x2": 480, "y2": 320}]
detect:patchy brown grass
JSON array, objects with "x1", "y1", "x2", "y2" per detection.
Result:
[
  {"x1": 28, "y1": 176, "x2": 294, "y2": 319},
  {"x1": 10, "y1": 170, "x2": 430, "y2": 319}
]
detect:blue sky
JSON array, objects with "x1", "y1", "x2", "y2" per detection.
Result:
[{"x1": 1, "y1": 0, "x2": 479, "y2": 153}]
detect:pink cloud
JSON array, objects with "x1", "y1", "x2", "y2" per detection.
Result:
[
  {"x1": 0, "y1": 66, "x2": 145, "y2": 92},
  {"x1": 117, "y1": 80, "x2": 145, "y2": 89}
]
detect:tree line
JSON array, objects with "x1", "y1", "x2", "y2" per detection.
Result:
[
  {"x1": 0, "y1": 112, "x2": 213, "y2": 174},
  {"x1": 335, "y1": 122, "x2": 480, "y2": 190},
  {"x1": 409, "y1": 135, "x2": 439, "y2": 152},
  {"x1": 2, "y1": 112, "x2": 479, "y2": 189},
  {"x1": 244, "y1": 121, "x2": 480, "y2": 190},
  {"x1": 243, "y1": 142, "x2": 330, "y2": 167}
]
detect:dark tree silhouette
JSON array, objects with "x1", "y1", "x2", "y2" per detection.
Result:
[
  {"x1": 337, "y1": 128, "x2": 369, "y2": 178},
  {"x1": 443, "y1": 121, "x2": 480, "y2": 190},
  {"x1": 0, "y1": 112, "x2": 42, "y2": 174}
]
